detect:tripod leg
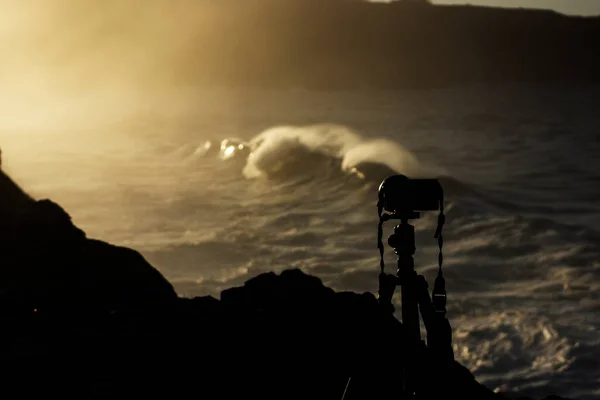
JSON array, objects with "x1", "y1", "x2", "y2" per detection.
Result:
[
  {"x1": 398, "y1": 261, "x2": 421, "y2": 397},
  {"x1": 413, "y1": 274, "x2": 454, "y2": 361},
  {"x1": 415, "y1": 276, "x2": 435, "y2": 344}
]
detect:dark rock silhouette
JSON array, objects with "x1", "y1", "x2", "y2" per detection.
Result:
[
  {"x1": 0, "y1": 167, "x2": 177, "y2": 314},
  {"x1": 80, "y1": 238, "x2": 178, "y2": 308},
  {"x1": 0, "y1": 266, "x2": 570, "y2": 400},
  {"x1": 0, "y1": 161, "x2": 35, "y2": 219}
]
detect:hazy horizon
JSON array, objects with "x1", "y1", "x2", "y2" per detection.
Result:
[
  {"x1": 432, "y1": 0, "x2": 600, "y2": 16},
  {"x1": 372, "y1": 0, "x2": 600, "y2": 16},
  {"x1": 0, "y1": 0, "x2": 598, "y2": 133}
]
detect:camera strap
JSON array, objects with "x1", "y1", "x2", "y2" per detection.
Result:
[
  {"x1": 377, "y1": 203, "x2": 397, "y2": 310},
  {"x1": 377, "y1": 202, "x2": 386, "y2": 273},
  {"x1": 432, "y1": 195, "x2": 447, "y2": 316}
]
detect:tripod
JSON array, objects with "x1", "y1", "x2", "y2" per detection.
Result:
[
  {"x1": 377, "y1": 211, "x2": 454, "y2": 398},
  {"x1": 341, "y1": 176, "x2": 452, "y2": 400}
]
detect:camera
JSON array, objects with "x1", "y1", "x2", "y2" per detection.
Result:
[{"x1": 378, "y1": 175, "x2": 442, "y2": 214}]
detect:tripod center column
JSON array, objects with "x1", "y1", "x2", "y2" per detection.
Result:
[{"x1": 389, "y1": 221, "x2": 421, "y2": 395}]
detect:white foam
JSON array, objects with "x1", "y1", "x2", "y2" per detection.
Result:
[{"x1": 242, "y1": 123, "x2": 437, "y2": 179}]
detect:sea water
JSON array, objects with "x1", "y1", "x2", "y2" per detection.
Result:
[{"x1": 3, "y1": 84, "x2": 600, "y2": 399}]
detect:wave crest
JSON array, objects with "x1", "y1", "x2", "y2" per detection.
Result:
[
  {"x1": 193, "y1": 124, "x2": 472, "y2": 196},
  {"x1": 242, "y1": 124, "x2": 437, "y2": 180}
]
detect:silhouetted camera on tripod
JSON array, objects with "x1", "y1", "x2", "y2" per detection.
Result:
[
  {"x1": 376, "y1": 174, "x2": 453, "y2": 397},
  {"x1": 341, "y1": 175, "x2": 455, "y2": 400}
]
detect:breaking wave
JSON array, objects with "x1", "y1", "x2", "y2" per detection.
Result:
[{"x1": 192, "y1": 124, "x2": 472, "y2": 197}]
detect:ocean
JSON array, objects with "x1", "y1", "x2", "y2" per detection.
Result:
[{"x1": 3, "y1": 84, "x2": 600, "y2": 399}]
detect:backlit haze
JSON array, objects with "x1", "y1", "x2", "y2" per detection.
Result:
[{"x1": 2, "y1": 2, "x2": 600, "y2": 399}]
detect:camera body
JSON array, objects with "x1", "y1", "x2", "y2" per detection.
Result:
[{"x1": 378, "y1": 175, "x2": 442, "y2": 214}]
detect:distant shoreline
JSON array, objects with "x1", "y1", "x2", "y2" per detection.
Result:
[
  {"x1": 431, "y1": 2, "x2": 599, "y2": 18},
  {"x1": 160, "y1": 2, "x2": 600, "y2": 90}
]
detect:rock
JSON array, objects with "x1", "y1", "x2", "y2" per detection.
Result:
[
  {"x1": 0, "y1": 172, "x2": 177, "y2": 312},
  {"x1": 79, "y1": 239, "x2": 178, "y2": 310},
  {"x1": 0, "y1": 162, "x2": 35, "y2": 220},
  {"x1": 221, "y1": 269, "x2": 336, "y2": 312}
]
